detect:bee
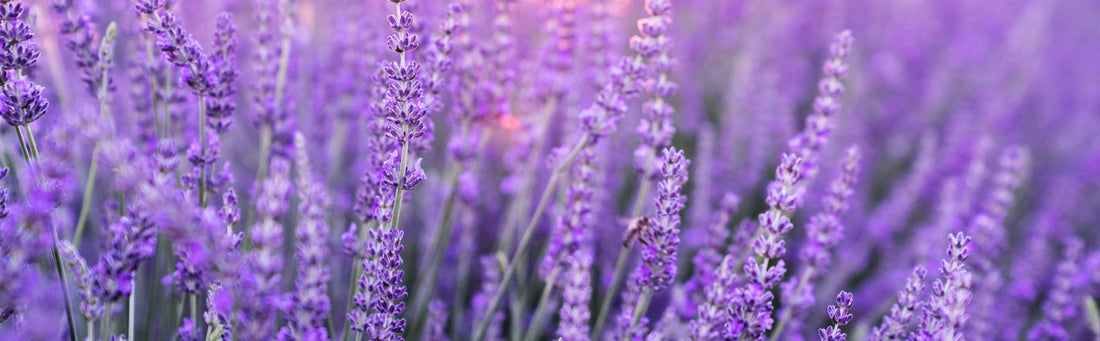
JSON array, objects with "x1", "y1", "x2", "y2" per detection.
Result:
[{"x1": 621, "y1": 216, "x2": 652, "y2": 248}]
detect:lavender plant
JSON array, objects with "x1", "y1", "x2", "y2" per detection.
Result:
[{"x1": 1, "y1": 0, "x2": 1098, "y2": 340}]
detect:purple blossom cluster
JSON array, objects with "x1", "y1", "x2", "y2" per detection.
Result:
[{"x1": 2, "y1": 0, "x2": 1100, "y2": 340}]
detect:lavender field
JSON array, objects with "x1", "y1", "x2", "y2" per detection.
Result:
[{"x1": 1, "y1": 0, "x2": 1099, "y2": 340}]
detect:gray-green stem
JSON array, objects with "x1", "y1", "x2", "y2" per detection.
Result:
[
  {"x1": 770, "y1": 266, "x2": 816, "y2": 340},
  {"x1": 102, "y1": 303, "x2": 112, "y2": 341},
  {"x1": 72, "y1": 145, "x2": 100, "y2": 247},
  {"x1": 497, "y1": 99, "x2": 557, "y2": 252},
  {"x1": 471, "y1": 133, "x2": 590, "y2": 341},
  {"x1": 629, "y1": 288, "x2": 654, "y2": 331},
  {"x1": 129, "y1": 271, "x2": 137, "y2": 339},
  {"x1": 52, "y1": 239, "x2": 79, "y2": 341},
  {"x1": 591, "y1": 246, "x2": 631, "y2": 339},
  {"x1": 407, "y1": 167, "x2": 461, "y2": 334},
  {"x1": 198, "y1": 95, "x2": 208, "y2": 208},
  {"x1": 521, "y1": 266, "x2": 561, "y2": 341},
  {"x1": 591, "y1": 156, "x2": 653, "y2": 339}
]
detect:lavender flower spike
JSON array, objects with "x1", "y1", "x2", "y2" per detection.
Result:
[
  {"x1": 689, "y1": 255, "x2": 738, "y2": 340},
  {"x1": 870, "y1": 266, "x2": 928, "y2": 340},
  {"x1": 730, "y1": 153, "x2": 803, "y2": 340},
  {"x1": 819, "y1": 291, "x2": 854, "y2": 341},
  {"x1": 639, "y1": 147, "x2": 690, "y2": 291},
  {"x1": 0, "y1": 0, "x2": 47, "y2": 128},
  {"x1": 278, "y1": 134, "x2": 331, "y2": 340},
  {"x1": 206, "y1": 12, "x2": 239, "y2": 134},
  {"x1": 632, "y1": 0, "x2": 678, "y2": 180},
  {"x1": 917, "y1": 232, "x2": 973, "y2": 340},
  {"x1": 427, "y1": 300, "x2": 448, "y2": 341},
  {"x1": 1027, "y1": 238, "x2": 1084, "y2": 340},
  {"x1": 788, "y1": 30, "x2": 854, "y2": 179},
  {"x1": 557, "y1": 250, "x2": 593, "y2": 341},
  {"x1": 240, "y1": 156, "x2": 293, "y2": 341}
]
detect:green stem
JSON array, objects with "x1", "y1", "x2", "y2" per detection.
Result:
[
  {"x1": 198, "y1": 95, "x2": 208, "y2": 208},
  {"x1": 390, "y1": 141, "x2": 410, "y2": 232},
  {"x1": 472, "y1": 134, "x2": 590, "y2": 341},
  {"x1": 190, "y1": 294, "x2": 199, "y2": 329},
  {"x1": 591, "y1": 158, "x2": 653, "y2": 339},
  {"x1": 408, "y1": 168, "x2": 461, "y2": 333},
  {"x1": 591, "y1": 247, "x2": 631, "y2": 339},
  {"x1": 497, "y1": 99, "x2": 557, "y2": 252},
  {"x1": 629, "y1": 289, "x2": 654, "y2": 330},
  {"x1": 129, "y1": 270, "x2": 137, "y2": 339},
  {"x1": 73, "y1": 145, "x2": 101, "y2": 247},
  {"x1": 176, "y1": 294, "x2": 187, "y2": 337},
  {"x1": 14, "y1": 126, "x2": 31, "y2": 161},
  {"x1": 770, "y1": 267, "x2": 815, "y2": 340},
  {"x1": 521, "y1": 269, "x2": 560, "y2": 341},
  {"x1": 244, "y1": 126, "x2": 274, "y2": 247},
  {"x1": 102, "y1": 304, "x2": 112, "y2": 341},
  {"x1": 87, "y1": 320, "x2": 95, "y2": 341},
  {"x1": 24, "y1": 124, "x2": 40, "y2": 159},
  {"x1": 52, "y1": 241, "x2": 79, "y2": 341},
  {"x1": 341, "y1": 221, "x2": 375, "y2": 341}
]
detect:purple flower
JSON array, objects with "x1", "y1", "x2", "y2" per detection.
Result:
[
  {"x1": 381, "y1": 1, "x2": 427, "y2": 146},
  {"x1": 819, "y1": 291, "x2": 854, "y2": 341},
  {"x1": 788, "y1": 30, "x2": 854, "y2": 179},
  {"x1": 204, "y1": 284, "x2": 233, "y2": 341},
  {"x1": 472, "y1": 256, "x2": 505, "y2": 341},
  {"x1": 775, "y1": 146, "x2": 861, "y2": 337},
  {"x1": 417, "y1": 2, "x2": 463, "y2": 154},
  {"x1": 92, "y1": 212, "x2": 157, "y2": 302},
  {"x1": 279, "y1": 134, "x2": 331, "y2": 340},
  {"x1": 427, "y1": 299, "x2": 448, "y2": 341},
  {"x1": 240, "y1": 156, "x2": 292, "y2": 341},
  {"x1": 57, "y1": 240, "x2": 103, "y2": 320},
  {"x1": 136, "y1": 2, "x2": 217, "y2": 95},
  {"x1": 612, "y1": 271, "x2": 651, "y2": 340},
  {"x1": 689, "y1": 255, "x2": 739, "y2": 340},
  {"x1": 51, "y1": 0, "x2": 114, "y2": 96},
  {"x1": 633, "y1": 0, "x2": 677, "y2": 180},
  {"x1": 870, "y1": 266, "x2": 928, "y2": 340},
  {"x1": 557, "y1": 249, "x2": 593, "y2": 341},
  {"x1": 917, "y1": 232, "x2": 973, "y2": 339},
  {"x1": 730, "y1": 153, "x2": 803, "y2": 340},
  {"x1": 0, "y1": 77, "x2": 48, "y2": 127},
  {"x1": 638, "y1": 147, "x2": 689, "y2": 291},
  {"x1": 686, "y1": 192, "x2": 740, "y2": 309},
  {"x1": 541, "y1": 145, "x2": 596, "y2": 278},
  {"x1": 206, "y1": 12, "x2": 239, "y2": 134},
  {"x1": 1027, "y1": 238, "x2": 1084, "y2": 340},
  {"x1": 0, "y1": 0, "x2": 39, "y2": 72}
]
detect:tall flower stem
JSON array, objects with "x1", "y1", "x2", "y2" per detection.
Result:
[
  {"x1": 409, "y1": 126, "x2": 491, "y2": 336},
  {"x1": 248, "y1": 0, "x2": 293, "y2": 233},
  {"x1": 629, "y1": 288, "x2": 654, "y2": 329},
  {"x1": 498, "y1": 98, "x2": 557, "y2": 252},
  {"x1": 771, "y1": 267, "x2": 815, "y2": 339},
  {"x1": 23, "y1": 125, "x2": 40, "y2": 159},
  {"x1": 19, "y1": 125, "x2": 75, "y2": 341},
  {"x1": 14, "y1": 126, "x2": 31, "y2": 162},
  {"x1": 521, "y1": 265, "x2": 561, "y2": 341},
  {"x1": 472, "y1": 133, "x2": 591, "y2": 341},
  {"x1": 72, "y1": 145, "x2": 99, "y2": 246},
  {"x1": 102, "y1": 305, "x2": 112, "y2": 341},
  {"x1": 591, "y1": 158, "x2": 652, "y2": 339},
  {"x1": 390, "y1": 140, "x2": 411, "y2": 231},
  {"x1": 52, "y1": 235, "x2": 79, "y2": 341},
  {"x1": 190, "y1": 294, "x2": 198, "y2": 329},
  {"x1": 198, "y1": 95, "x2": 208, "y2": 207},
  {"x1": 129, "y1": 271, "x2": 137, "y2": 338}
]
